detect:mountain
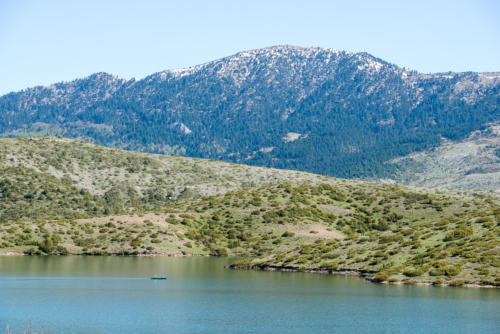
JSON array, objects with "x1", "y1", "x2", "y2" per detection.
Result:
[
  {"x1": 1, "y1": 45, "x2": 499, "y2": 180},
  {"x1": 0, "y1": 138, "x2": 498, "y2": 287}
]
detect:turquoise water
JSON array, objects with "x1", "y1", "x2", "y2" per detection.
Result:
[{"x1": 1, "y1": 256, "x2": 499, "y2": 333}]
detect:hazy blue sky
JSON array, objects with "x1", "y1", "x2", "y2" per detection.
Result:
[{"x1": 1, "y1": 0, "x2": 499, "y2": 95}]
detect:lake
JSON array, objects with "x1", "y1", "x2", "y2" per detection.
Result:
[{"x1": 1, "y1": 256, "x2": 499, "y2": 333}]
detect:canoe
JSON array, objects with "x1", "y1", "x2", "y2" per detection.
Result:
[{"x1": 151, "y1": 276, "x2": 167, "y2": 280}]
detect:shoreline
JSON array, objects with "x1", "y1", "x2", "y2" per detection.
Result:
[
  {"x1": 0, "y1": 251, "x2": 25, "y2": 256},
  {"x1": 0, "y1": 251, "x2": 210, "y2": 257},
  {"x1": 227, "y1": 263, "x2": 499, "y2": 289}
]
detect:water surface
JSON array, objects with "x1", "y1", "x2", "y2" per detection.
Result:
[{"x1": 1, "y1": 256, "x2": 498, "y2": 333}]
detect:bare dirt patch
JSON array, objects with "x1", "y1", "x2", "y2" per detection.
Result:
[
  {"x1": 319, "y1": 204, "x2": 350, "y2": 215},
  {"x1": 279, "y1": 222, "x2": 344, "y2": 239},
  {"x1": 0, "y1": 251, "x2": 25, "y2": 256},
  {"x1": 77, "y1": 213, "x2": 172, "y2": 228}
]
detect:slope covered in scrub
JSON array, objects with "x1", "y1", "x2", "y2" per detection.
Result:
[{"x1": 0, "y1": 137, "x2": 498, "y2": 287}]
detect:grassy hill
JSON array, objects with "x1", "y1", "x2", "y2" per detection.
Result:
[
  {"x1": 389, "y1": 124, "x2": 500, "y2": 191},
  {"x1": 0, "y1": 137, "x2": 334, "y2": 220},
  {"x1": 0, "y1": 138, "x2": 498, "y2": 287}
]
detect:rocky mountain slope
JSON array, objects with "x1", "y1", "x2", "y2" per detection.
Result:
[{"x1": 1, "y1": 45, "x2": 498, "y2": 180}]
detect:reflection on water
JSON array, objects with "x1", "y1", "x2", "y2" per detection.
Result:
[{"x1": 1, "y1": 256, "x2": 499, "y2": 333}]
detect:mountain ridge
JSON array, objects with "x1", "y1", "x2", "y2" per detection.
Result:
[
  {"x1": 1, "y1": 45, "x2": 498, "y2": 181},
  {"x1": 5, "y1": 45, "x2": 499, "y2": 104},
  {"x1": 9, "y1": 45, "x2": 499, "y2": 95}
]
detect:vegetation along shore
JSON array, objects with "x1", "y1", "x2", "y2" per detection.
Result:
[{"x1": 0, "y1": 137, "x2": 498, "y2": 288}]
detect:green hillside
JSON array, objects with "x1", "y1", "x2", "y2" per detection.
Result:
[
  {"x1": 388, "y1": 124, "x2": 500, "y2": 191},
  {"x1": 0, "y1": 137, "x2": 333, "y2": 220},
  {"x1": 0, "y1": 138, "x2": 498, "y2": 287}
]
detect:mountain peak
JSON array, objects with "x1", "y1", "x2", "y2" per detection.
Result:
[
  {"x1": 1, "y1": 46, "x2": 497, "y2": 184},
  {"x1": 159, "y1": 46, "x2": 344, "y2": 77},
  {"x1": 238, "y1": 44, "x2": 345, "y2": 55},
  {"x1": 84, "y1": 72, "x2": 121, "y2": 81}
]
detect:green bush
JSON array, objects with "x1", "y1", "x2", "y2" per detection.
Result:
[
  {"x1": 480, "y1": 279, "x2": 499, "y2": 287},
  {"x1": 321, "y1": 261, "x2": 338, "y2": 271},
  {"x1": 212, "y1": 247, "x2": 228, "y2": 256},
  {"x1": 373, "y1": 272, "x2": 389, "y2": 282},
  {"x1": 429, "y1": 269, "x2": 444, "y2": 276},
  {"x1": 56, "y1": 245, "x2": 69, "y2": 255},
  {"x1": 403, "y1": 269, "x2": 424, "y2": 277},
  {"x1": 448, "y1": 280, "x2": 465, "y2": 287},
  {"x1": 38, "y1": 236, "x2": 54, "y2": 254},
  {"x1": 130, "y1": 238, "x2": 142, "y2": 248},
  {"x1": 444, "y1": 227, "x2": 473, "y2": 241},
  {"x1": 444, "y1": 266, "x2": 461, "y2": 277},
  {"x1": 379, "y1": 235, "x2": 404, "y2": 244},
  {"x1": 474, "y1": 217, "x2": 492, "y2": 224}
]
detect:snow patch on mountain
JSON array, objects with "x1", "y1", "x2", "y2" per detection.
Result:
[
  {"x1": 171, "y1": 122, "x2": 192, "y2": 134},
  {"x1": 283, "y1": 132, "x2": 302, "y2": 142},
  {"x1": 260, "y1": 147, "x2": 274, "y2": 153}
]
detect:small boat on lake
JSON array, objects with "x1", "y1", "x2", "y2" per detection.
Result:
[{"x1": 151, "y1": 275, "x2": 167, "y2": 280}]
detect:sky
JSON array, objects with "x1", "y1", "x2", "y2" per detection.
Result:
[{"x1": 0, "y1": 0, "x2": 499, "y2": 95}]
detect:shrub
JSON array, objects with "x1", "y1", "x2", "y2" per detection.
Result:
[
  {"x1": 38, "y1": 236, "x2": 53, "y2": 254},
  {"x1": 444, "y1": 227, "x2": 473, "y2": 241},
  {"x1": 320, "y1": 261, "x2": 338, "y2": 271},
  {"x1": 23, "y1": 247, "x2": 42, "y2": 255},
  {"x1": 477, "y1": 268, "x2": 489, "y2": 275},
  {"x1": 429, "y1": 269, "x2": 444, "y2": 276},
  {"x1": 373, "y1": 272, "x2": 389, "y2": 283},
  {"x1": 373, "y1": 221, "x2": 389, "y2": 231},
  {"x1": 130, "y1": 238, "x2": 142, "y2": 248},
  {"x1": 55, "y1": 245, "x2": 69, "y2": 255},
  {"x1": 444, "y1": 266, "x2": 461, "y2": 277},
  {"x1": 296, "y1": 256, "x2": 308, "y2": 264},
  {"x1": 213, "y1": 247, "x2": 228, "y2": 256},
  {"x1": 475, "y1": 217, "x2": 492, "y2": 224},
  {"x1": 448, "y1": 280, "x2": 465, "y2": 287},
  {"x1": 403, "y1": 269, "x2": 424, "y2": 277},
  {"x1": 379, "y1": 235, "x2": 404, "y2": 244},
  {"x1": 480, "y1": 280, "x2": 499, "y2": 287}
]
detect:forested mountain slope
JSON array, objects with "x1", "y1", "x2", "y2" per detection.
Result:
[{"x1": 1, "y1": 45, "x2": 498, "y2": 179}]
